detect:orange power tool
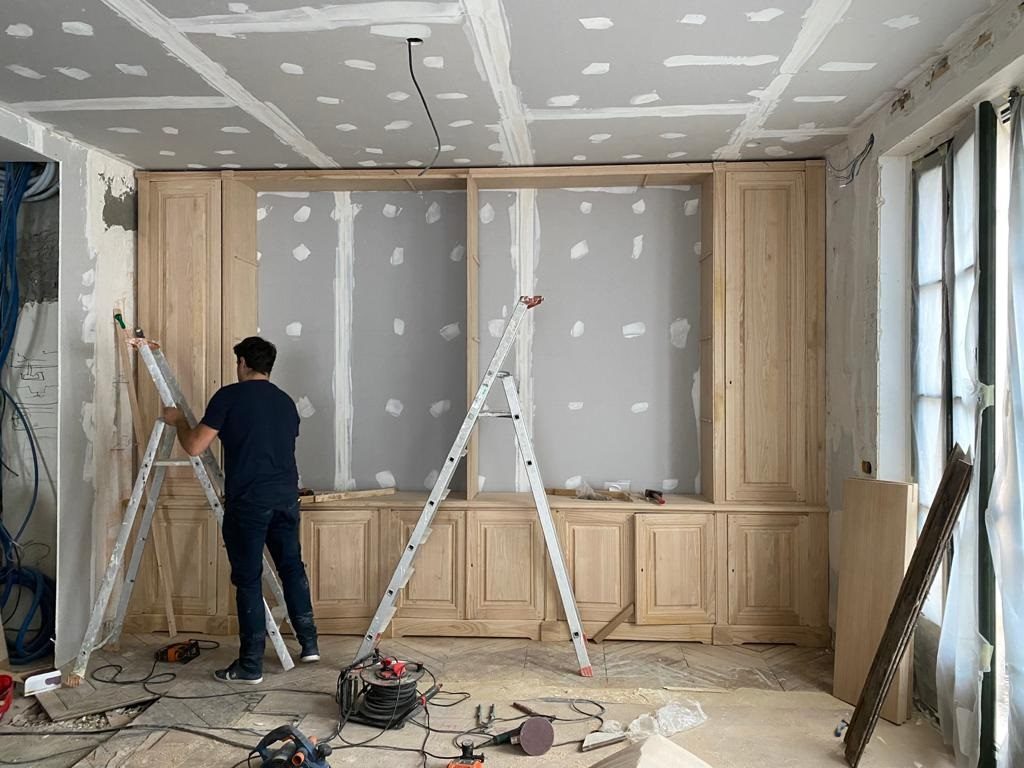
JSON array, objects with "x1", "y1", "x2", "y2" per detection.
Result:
[{"x1": 447, "y1": 743, "x2": 485, "y2": 768}]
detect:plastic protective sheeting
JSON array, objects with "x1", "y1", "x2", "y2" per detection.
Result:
[
  {"x1": 937, "y1": 121, "x2": 986, "y2": 768},
  {"x1": 986, "y1": 93, "x2": 1024, "y2": 768}
]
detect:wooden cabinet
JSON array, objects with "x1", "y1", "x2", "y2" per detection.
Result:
[
  {"x1": 467, "y1": 509, "x2": 544, "y2": 620},
  {"x1": 725, "y1": 513, "x2": 827, "y2": 631},
  {"x1": 722, "y1": 168, "x2": 824, "y2": 504},
  {"x1": 383, "y1": 509, "x2": 465, "y2": 620},
  {"x1": 635, "y1": 514, "x2": 715, "y2": 625},
  {"x1": 137, "y1": 174, "x2": 222, "y2": 497},
  {"x1": 301, "y1": 509, "x2": 378, "y2": 619},
  {"x1": 557, "y1": 510, "x2": 633, "y2": 622}
]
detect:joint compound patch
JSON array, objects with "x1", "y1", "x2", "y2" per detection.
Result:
[
  {"x1": 479, "y1": 203, "x2": 495, "y2": 224},
  {"x1": 375, "y1": 470, "x2": 396, "y2": 488},
  {"x1": 565, "y1": 475, "x2": 583, "y2": 489},
  {"x1": 385, "y1": 120, "x2": 412, "y2": 131},
  {"x1": 693, "y1": 240, "x2": 702, "y2": 255},
  {"x1": 390, "y1": 247, "x2": 404, "y2": 266},
  {"x1": 884, "y1": 15, "x2": 920, "y2": 30},
  {"x1": 426, "y1": 201, "x2": 441, "y2": 223},
  {"x1": 670, "y1": 318, "x2": 692, "y2": 349},
  {"x1": 393, "y1": 318, "x2": 405, "y2": 335},
  {"x1": 582, "y1": 62, "x2": 610, "y2": 75},
  {"x1": 257, "y1": 206, "x2": 269, "y2": 221},
  {"x1": 292, "y1": 243, "x2": 311, "y2": 261},
  {"x1": 488, "y1": 318, "x2": 505, "y2": 338},
  {"x1": 662, "y1": 479, "x2": 680, "y2": 491},
  {"x1": 450, "y1": 244, "x2": 465, "y2": 262},
  {"x1": 285, "y1": 321, "x2": 302, "y2": 337},
  {"x1": 570, "y1": 240, "x2": 589, "y2": 260},
  {"x1": 293, "y1": 205, "x2": 311, "y2": 223},
  {"x1": 746, "y1": 8, "x2": 784, "y2": 22},
  {"x1": 579, "y1": 201, "x2": 592, "y2": 214},
  {"x1": 440, "y1": 322, "x2": 461, "y2": 341},
  {"x1": 424, "y1": 470, "x2": 439, "y2": 488},
  {"x1": 632, "y1": 199, "x2": 646, "y2": 214},
  {"x1": 429, "y1": 400, "x2": 451, "y2": 418},
  {"x1": 570, "y1": 321, "x2": 585, "y2": 338},
  {"x1": 385, "y1": 398, "x2": 404, "y2": 417},
  {"x1": 382, "y1": 203, "x2": 401, "y2": 218},
  {"x1": 631, "y1": 402, "x2": 650, "y2": 414},
  {"x1": 568, "y1": 402, "x2": 584, "y2": 411},
  {"x1": 295, "y1": 396, "x2": 316, "y2": 418},
  {"x1": 632, "y1": 235, "x2": 644, "y2": 260},
  {"x1": 684, "y1": 199, "x2": 700, "y2": 216},
  {"x1": 622, "y1": 322, "x2": 646, "y2": 338},
  {"x1": 579, "y1": 17, "x2": 613, "y2": 29}
]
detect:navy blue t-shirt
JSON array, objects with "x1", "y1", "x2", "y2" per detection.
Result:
[{"x1": 201, "y1": 380, "x2": 300, "y2": 507}]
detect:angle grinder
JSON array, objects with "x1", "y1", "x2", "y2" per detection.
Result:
[{"x1": 254, "y1": 725, "x2": 331, "y2": 768}]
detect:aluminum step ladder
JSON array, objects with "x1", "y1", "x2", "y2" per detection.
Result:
[
  {"x1": 72, "y1": 330, "x2": 295, "y2": 680},
  {"x1": 355, "y1": 296, "x2": 593, "y2": 676}
]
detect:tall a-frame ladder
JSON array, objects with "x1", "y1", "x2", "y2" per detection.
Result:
[
  {"x1": 71, "y1": 330, "x2": 295, "y2": 680},
  {"x1": 356, "y1": 297, "x2": 593, "y2": 676}
]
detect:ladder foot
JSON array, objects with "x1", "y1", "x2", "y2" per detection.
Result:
[{"x1": 579, "y1": 665, "x2": 594, "y2": 678}]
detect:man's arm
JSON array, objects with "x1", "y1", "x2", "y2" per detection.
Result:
[{"x1": 163, "y1": 407, "x2": 218, "y2": 456}]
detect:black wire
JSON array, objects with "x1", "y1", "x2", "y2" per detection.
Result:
[
  {"x1": 0, "y1": 742, "x2": 100, "y2": 766},
  {"x1": 406, "y1": 38, "x2": 442, "y2": 176}
]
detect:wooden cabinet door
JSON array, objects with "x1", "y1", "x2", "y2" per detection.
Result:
[
  {"x1": 383, "y1": 509, "x2": 465, "y2": 620},
  {"x1": 635, "y1": 514, "x2": 715, "y2": 625},
  {"x1": 467, "y1": 510, "x2": 544, "y2": 620},
  {"x1": 301, "y1": 509, "x2": 378, "y2": 619},
  {"x1": 557, "y1": 510, "x2": 633, "y2": 622},
  {"x1": 723, "y1": 171, "x2": 808, "y2": 502},
  {"x1": 727, "y1": 514, "x2": 804, "y2": 625},
  {"x1": 128, "y1": 503, "x2": 220, "y2": 621},
  {"x1": 137, "y1": 175, "x2": 222, "y2": 497}
]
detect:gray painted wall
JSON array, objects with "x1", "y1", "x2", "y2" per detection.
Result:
[
  {"x1": 478, "y1": 186, "x2": 702, "y2": 493},
  {"x1": 257, "y1": 190, "x2": 467, "y2": 492}
]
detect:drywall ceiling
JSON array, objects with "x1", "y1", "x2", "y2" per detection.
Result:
[
  {"x1": 0, "y1": 135, "x2": 51, "y2": 162},
  {"x1": 0, "y1": 0, "x2": 1001, "y2": 170}
]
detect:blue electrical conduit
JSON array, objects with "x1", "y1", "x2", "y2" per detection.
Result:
[{"x1": 0, "y1": 161, "x2": 55, "y2": 664}]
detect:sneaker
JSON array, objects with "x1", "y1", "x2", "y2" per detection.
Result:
[
  {"x1": 213, "y1": 661, "x2": 263, "y2": 684},
  {"x1": 299, "y1": 640, "x2": 320, "y2": 664}
]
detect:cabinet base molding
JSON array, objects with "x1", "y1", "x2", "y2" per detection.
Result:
[
  {"x1": 712, "y1": 624, "x2": 831, "y2": 647},
  {"x1": 390, "y1": 619, "x2": 542, "y2": 639},
  {"x1": 541, "y1": 621, "x2": 713, "y2": 644},
  {"x1": 124, "y1": 614, "x2": 233, "y2": 635}
]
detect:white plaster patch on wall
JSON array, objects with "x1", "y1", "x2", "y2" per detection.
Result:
[
  {"x1": 369, "y1": 23, "x2": 431, "y2": 39},
  {"x1": 336, "y1": 123, "x2": 358, "y2": 132},
  {"x1": 568, "y1": 402, "x2": 584, "y2": 411},
  {"x1": 317, "y1": 96, "x2": 340, "y2": 104},
  {"x1": 746, "y1": 8, "x2": 784, "y2": 22},
  {"x1": 285, "y1": 321, "x2": 303, "y2": 336},
  {"x1": 570, "y1": 240, "x2": 589, "y2": 260},
  {"x1": 383, "y1": 203, "x2": 401, "y2": 218},
  {"x1": 679, "y1": 14, "x2": 706, "y2": 25},
  {"x1": 479, "y1": 202, "x2": 495, "y2": 224},
  {"x1": 280, "y1": 62, "x2": 304, "y2": 75},
  {"x1": 423, "y1": 470, "x2": 439, "y2": 489},
  {"x1": 429, "y1": 400, "x2": 451, "y2": 418},
  {"x1": 390, "y1": 246, "x2": 404, "y2": 266},
  {"x1": 449, "y1": 119, "x2": 474, "y2": 128},
  {"x1": 387, "y1": 91, "x2": 410, "y2": 101},
  {"x1": 292, "y1": 243, "x2": 311, "y2": 261},
  {"x1": 631, "y1": 402, "x2": 649, "y2": 414},
  {"x1": 765, "y1": 146, "x2": 794, "y2": 156},
  {"x1": 116, "y1": 64, "x2": 148, "y2": 77},
  {"x1": 670, "y1": 318, "x2": 691, "y2": 349},
  {"x1": 229, "y1": 2, "x2": 249, "y2": 11},
  {"x1": 631, "y1": 235, "x2": 644, "y2": 260},
  {"x1": 694, "y1": 240, "x2": 702, "y2": 256},
  {"x1": 385, "y1": 398, "x2": 404, "y2": 417},
  {"x1": 6, "y1": 23, "x2": 33, "y2": 37},
  {"x1": 436, "y1": 92, "x2": 467, "y2": 100},
  {"x1": 582, "y1": 62, "x2": 610, "y2": 75},
  {"x1": 344, "y1": 59, "x2": 377, "y2": 71},
  {"x1": 579, "y1": 201, "x2": 592, "y2": 214},
  {"x1": 450, "y1": 244, "x2": 465, "y2": 261},
  {"x1": 262, "y1": 191, "x2": 310, "y2": 199},
  {"x1": 62, "y1": 21, "x2": 94, "y2": 36},
  {"x1": 794, "y1": 95, "x2": 846, "y2": 103},
  {"x1": 256, "y1": 206, "x2": 270, "y2": 221},
  {"x1": 579, "y1": 17, "x2": 613, "y2": 30},
  {"x1": 691, "y1": 369, "x2": 701, "y2": 493},
  {"x1": 573, "y1": 155, "x2": 586, "y2": 162},
  {"x1": 589, "y1": 133, "x2": 611, "y2": 143},
  {"x1": 375, "y1": 470, "x2": 396, "y2": 488},
  {"x1": 424, "y1": 56, "x2": 444, "y2": 69},
  {"x1": 622, "y1": 322, "x2": 646, "y2": 339},
  {"x1": 487, "y1": 318, "x2": 505, "y2": 338},
  {"x1": 664, "y1": 54, "x2": 778, "y2": 67},
  {"x1": 632, "y1": 199, "x2": 646, "y2": 214},
  {"x1": 426, "y1": 201, "x2": 442, "y2": 224},
  {"x1": 7, "y1": 65, "x2": 44, "y2": 79},
  {"x1": 386, "y1": 120, "x2": 413, "y2": 131},
  {"x1": 547, "y1": 95, "x2": 580, "y2": 107},
  {"x1": 107, "y1": 127, "x2": 140, "y2": 134},
  {"x1": 884, "y1": 15, "x2": 920, "y2": 30},
  {"x1": 439, "y1": 322, "x2": 461, "y2": 341},
  {"x1": 55, "y1": 67, "x2": 91, "y2": 80},
  {"x1": 393, "y1": 318, "x2": 405, "y2": 335},
  {"x1": 162, "y1": 126, "x2": 178, "y2": 134},
  {"x1": 662, "y1": 478, "x2": 679, "y2": 491},
  {"x1": 660, "y1": 132, "x2": 686, "y2": 139},
  {"x1": 565, "y1": 475, "x2": 583, "y2": 489},
  {"x1": 293, "y1": 205, "x2": 311, "y2": 223},
  {"x1": 819, "y1": 61, "x2": 877, "y2": 71},
  {"x1": 295, "y1": 396, "x2": 316, "y2": 418},
  {"x1": 683, "y1": 198, "x2": 700, "y2": 216},
  {"x1": 570, "y1": 320, "x2": 585, "y2": 338},
  {"x1": 630, "y1": 93, "x2": 660, "y2": 105}
]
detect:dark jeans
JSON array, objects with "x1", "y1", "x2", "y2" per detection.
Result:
[{"x1": 222, "y1": 499, "x2": 317, "y2": 674}]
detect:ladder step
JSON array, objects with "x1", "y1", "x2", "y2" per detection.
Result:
[
  {"x1": 154, "y1": 460, "x2": 193, "y2": 467},
  {"x1": 479, "y1": 411, "x2": 512, "y2": 418}
]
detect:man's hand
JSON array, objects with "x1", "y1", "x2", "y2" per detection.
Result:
[{"x1": 163, "y1": 407, "x2": 185, "y2": 426}]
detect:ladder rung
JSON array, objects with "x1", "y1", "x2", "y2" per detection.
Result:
[
  {"x1": 479, "y1": 411, "x2": 512, "y2": 418},
  {"x1": 154, "y1": 460, "x2": 193, "y2": 467}
]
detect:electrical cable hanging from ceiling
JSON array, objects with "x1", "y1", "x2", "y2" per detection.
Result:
[
  {"x1": 827, "y1": 133, "x2": 875, "y2": 188},
  {"x1": 406, "y1": 37, "x2": 442, "y2": 176}
]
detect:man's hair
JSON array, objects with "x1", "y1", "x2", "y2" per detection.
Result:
[{"x1": 233, "y1": 336, "x2": 276, "y2": 375}]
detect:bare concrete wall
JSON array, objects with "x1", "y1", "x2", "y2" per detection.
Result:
[
  {"x1": 824, "y1": 1, "x2": 1024, "y2": 624},
  {"x1": 0, "y1": 105, "x2": 136, "y2": 666}
]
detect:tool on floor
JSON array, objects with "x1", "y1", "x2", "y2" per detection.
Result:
[
  {"x1": 23, "y1": 669, "x2": 62, "y2": 697},
  {"x1": 354, "y1": 297, "x2": 593, "y2": 677},
  {"x1": 255, "y1": 724, "x2": 332, "y2": 768},
  {"x1": 644, "y1": 489, "x2": 666, "y2": 505},
  {"x1": 337, "y1": 652, "x2": 441, "y2": 730},
  {"x1": 581, "y1": 731, "x2": 628, "y2": 752},
  {"x1": 480, "y1": 716, "x2": 555, "y2": 756},
  {"x1": 154, "y1": 639, "x2": 201, "y2": 664},
  {"x1": 475, "y1": 703, "x2": 496, "y2": 727},
  {"x1": 70, "y1": 323, "x2": 296, "y2": 683},
  {"x1": 447, "y1": 742, "x2": 486, "y2": 767}
]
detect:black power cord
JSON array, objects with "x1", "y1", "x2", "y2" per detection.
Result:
[{"x1": 406, "y1": 37, "x2": 442, "y2": 176}]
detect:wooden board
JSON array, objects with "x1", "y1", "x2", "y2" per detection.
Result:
[
  {"x1": 844, "y1": 447, "x2": 972, "y2": 766},
  {"x1": 299, "y1": 487, "x2": 395, "y2": 504},
  {"x1": 37, "y1": 678, "x2": 158, "y2": 721},
  {"x1": 834, "y1": 478, "x2": 917, "y2": 724}
]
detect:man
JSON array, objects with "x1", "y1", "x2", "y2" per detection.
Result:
[{"x1": 163, "y1": 336, "x2": 318, "y2": 684}]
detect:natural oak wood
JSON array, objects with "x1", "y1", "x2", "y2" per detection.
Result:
[
  {"x1": 635, "y1": 514, "x2": 715, "y2": 625},
  {"x1": 727, "y1": 514, "x2": 803, "y2": 626},
  {"x1": 724, "y1": 171, "x2": 808, "y2": 501},
  {"x1": 591, "y1": 603, "x2": 635, "y2": 643},
  {"x1": 712, "y1": 625, "x2": 830, "y2": 647},
  {"x1": 542, "y1": 620, "x2": 713, "y2": 644},
  {"x1": 465, "y1": 175, "x2": 480, "y2": 500},
  {"x1": 467, "y1": 509, "x2": 545, "y2": 620},
  {"x1": 301, "y1": 509, "x2": 378, "y2": 619},
  {"x1": 220, "y1": 174, "x2": 258, "y2": 386},
  {"x1": 557, "y1": 510, "x2": 634, "y2": 622},
  {"x1": 470, "y1": 164, "x2": 711, "y2": 189},
  {"x1": 382, "y1": 508, "x2": 465, "y2": 620},
  {"x1": 834, "y1": 479, "x2": 918, "y2": 725}
]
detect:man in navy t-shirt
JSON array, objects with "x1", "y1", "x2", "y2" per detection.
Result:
[{"x1": 163, "y1": 336, "x2": 318, "y2": 684}]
